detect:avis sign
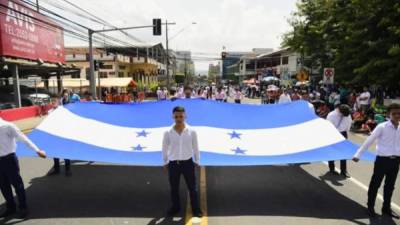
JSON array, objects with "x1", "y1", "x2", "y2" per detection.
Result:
[
  {"x1": 0, "y1": 0, "x2": 65, "y2": 63},
  {"x1": 323, "y1": 68, "x2": 334, "y2": 84}
]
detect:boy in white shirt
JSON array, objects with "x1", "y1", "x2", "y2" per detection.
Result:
[{"x1": 353, "y1": 103, "x2": 400, "y2": 218}]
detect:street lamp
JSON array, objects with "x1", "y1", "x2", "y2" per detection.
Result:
[{"x1": 166, "y1": 21, "x2": 197, "y2": 89}]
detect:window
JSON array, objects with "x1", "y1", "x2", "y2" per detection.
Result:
[
  {"x1": 109, "y1": 72, "x2": 115, "y2": 75},
  {"x1": 118, "y1": 72, "x2": 124, "y2": 77},
  {"x1": 282, "y1": 57, "x2": 289, "y2": 65},
  {"x1": 119, "y1": 65, "x2": 126, "y2": 70},
  {"x1": 101, "y1": 64, "x2": 113, "y2": 69},
  {"x1": 99, "y1": 72, "x2": 108, "y2": 78}
]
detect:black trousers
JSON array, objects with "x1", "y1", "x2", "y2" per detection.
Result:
[
  {"x1": 367, "y1": 156, "x2": 400, "y2": 210},
  {"x1": 168, "y1": 159, "x2": 201, "y2": 214},
  {"x1": 53, "y1": 158, "x2": 71, "y2": 172},
  {"x1": 0, "y1": 153, "x2": 27, "y2": 210},
  {"x1": 234, "y1": 99, "x2": 241, "y2": 104},
  {"x1": 328, "y1": 131, "x2": 348, "y2": 173}
]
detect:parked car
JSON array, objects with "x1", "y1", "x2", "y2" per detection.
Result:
[
  {"x1": 28, "y1": 93, "x2": 51, "y2": 105},
  {"x1": 0, "y1": 103, "x2": 16, "y2": 110}
]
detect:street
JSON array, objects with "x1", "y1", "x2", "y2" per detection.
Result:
[
  {"x1": 1, "y1": 98, "x2": 399, "y2": 225},
  {"x1": 1, "y1": 0, "x2": 399, "y2": 224}
]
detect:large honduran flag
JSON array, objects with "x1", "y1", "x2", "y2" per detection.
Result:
[{"x1": 17, "y1": 99, "x2": 374, "y2": 166}]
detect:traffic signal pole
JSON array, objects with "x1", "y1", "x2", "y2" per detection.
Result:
[{"x1": 88, "y1": 29, "x2": 96, "y2": 98}]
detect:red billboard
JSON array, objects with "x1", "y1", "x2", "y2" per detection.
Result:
[{"x1": 0, "y1": 0, "x2": 65, "y2": 63}]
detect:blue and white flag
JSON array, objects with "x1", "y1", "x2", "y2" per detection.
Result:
[{"x1": 17, "y1": 99, "x2": 374, "y2": 166}]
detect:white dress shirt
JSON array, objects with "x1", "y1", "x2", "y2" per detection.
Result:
[
  {"x1": 0, "y1": 118, "x2": 40, "y2": 157},
  {"x1": 326, "y1": 110, "x2": 352, "y2": 132},
  {"x1": 359, "y1": 91, "x2": 371, "y2": 105},
  {"x1": 354, "y1": 121, "x2": 400, "y2": 158},
  {"x1": 234, "y1": 91, "x2": 243, "y2": 100},
  {"x1": 215, "y1": 91, "x2": 226, "y2": 100},
  {"x1": 278, "y1": 93, "x2": 292, "y2": 104},
  {"x1": 162, "y1": 124, "x2": 200, "y2": 165}
]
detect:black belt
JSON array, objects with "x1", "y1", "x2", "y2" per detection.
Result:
[
  {"x1": 170, "y1": 158, "x2": 192, "y2": 164},
  {"x1": 377, "y1": 155, "x2": 400, "y2": 159},
  {"x1": 0, "y1": 153, "x2": 15, "y2": 160}
]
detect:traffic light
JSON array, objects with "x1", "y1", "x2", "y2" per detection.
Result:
[
  {"x1": 98, "y1": 61, "x2": 104, "y2": 69},
  {"x1": 93, "y1": 60, "x2": 104, "y2": 71},
  {"x1": 221, "y1": 52, "x2": 227, "y2": 59},
  {"x1": 94, "y1": 60, "x2": 98, "y2": 71},
  {"x1": 153, "y1": 18, "x2": 162, "y2": 36}
]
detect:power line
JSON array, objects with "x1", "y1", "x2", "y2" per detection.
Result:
[
  {"x1": 53, "y1": 0, "x2": 144, "y2": 43},
  {"x1": 21, "y1": 0, "x2": 140, "y2": 48}
]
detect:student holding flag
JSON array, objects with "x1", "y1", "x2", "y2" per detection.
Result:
[
  {"x1": 0, "y1": 118, "x2": 46, "y2": 218},
  {"x1": 353, "y1": 103, "x2": 400, "y2": 218},
  {"x1": 326, "y1": 104, "x2": 352, "y2": 178}
]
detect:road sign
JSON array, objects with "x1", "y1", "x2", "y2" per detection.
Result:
[
  {"x1": 296, "y1": 69, "x2": 308, "y2": 81},
  {"x1": 323, "y1": 68, "x2": 334, "y2": 84}
]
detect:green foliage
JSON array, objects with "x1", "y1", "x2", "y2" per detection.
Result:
[
  {"x1": 136, "y1": 80, "x2": 159, "y2": 92},
  {"x1": 282, "y1": 0, "x2": 400, "y2": 87}
]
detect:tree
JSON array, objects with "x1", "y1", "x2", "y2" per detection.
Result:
[{"x1": 282, "y1": 0, "x2": 400, "y2": 88}]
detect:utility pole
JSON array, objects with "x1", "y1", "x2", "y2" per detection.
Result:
[
  {"x1": 36, "y1": 0, "x2": 39, "y2": 12},
  {"x1": 184, "y1": 55, "x2": 187, "y2": 85},
  {"x1": 163, "y1": 21, "x2": 176, "y2": 90},
  {"x1": 88, "y1": 29, "x2": 96, "y2": 98},
  {"x1": 166, "y1": 20, "x2": 170, "y2": 90}
]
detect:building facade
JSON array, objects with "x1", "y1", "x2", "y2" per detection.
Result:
[
  {"x1": 174, "y1": 51, "x2": 195, "y2": 84},
  {"x1": 65, "y1": 44, "x2": 167, "y2": 84}
]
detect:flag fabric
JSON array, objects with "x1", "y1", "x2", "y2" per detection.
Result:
[{"x1": 17, "y1": 99, "x2": 374, "y2": 166}]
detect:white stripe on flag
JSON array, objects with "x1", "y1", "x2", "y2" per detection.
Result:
[{"x1": 37, "y1": 107, "x2": 345, "y2": 156}]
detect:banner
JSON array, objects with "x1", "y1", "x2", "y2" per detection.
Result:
[
  {"x1": 17, "y1": 100, "x2": 374, "y2": 166},
  {"x1": 0, "y1": 0, "x2": 65, "y2": 63}
]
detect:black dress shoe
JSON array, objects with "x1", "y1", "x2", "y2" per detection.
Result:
[
  {"x1": 193, "y1": 211, "x2": 203, "y2": 218},
  {"x1": 340, "y1": 171, "x2": 351, "y2": 178},
  {"x1": 382, "y1": 209, "x2": 400, "y2": 219},
  {"x1": 328, "y1": 171, "x2": 340, "y2": 175},
  {"x1": 16, "y1": 208, "x2": 28, "y2": 219},
  {"x1": 367, "y1": 208, "x2": 378, "y2": 217},
  {"x1": 167, "y1": 207, "x2": 180, "y2": 217},
  {"x1": 0, "y1": 209, "x2": 16, "y2": 218}
]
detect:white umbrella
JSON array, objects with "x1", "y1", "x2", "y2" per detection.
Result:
[
  {"x1": 295, "y1": 81, "x2": 309, "y2": 86},
  {"x1": 262, "y1": 76, "x2": 279, "y2": 82}
]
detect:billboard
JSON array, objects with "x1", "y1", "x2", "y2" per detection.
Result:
[{"x1": 0, "y1": 0, "x2": 65, "y2": 63}]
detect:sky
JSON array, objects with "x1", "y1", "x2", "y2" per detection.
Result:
[{"x1": 38, "y1": 0, "x2": 298, "y2": 73}]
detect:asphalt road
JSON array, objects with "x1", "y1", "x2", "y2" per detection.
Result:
[{"x1": 1, "y1": 98, "x2": 399, "y2": 225}]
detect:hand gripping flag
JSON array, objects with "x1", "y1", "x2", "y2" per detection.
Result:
[{"x1": 17, "y1": 99, "x2": 374, "y2": 166}]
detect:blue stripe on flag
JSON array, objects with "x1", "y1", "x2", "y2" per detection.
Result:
[
  {"x1": 17, "y1": 130, "x2": 375, "y2": 166},
  {"x1": 62, "y1": 100, "x2": 316, "y2": 129}
]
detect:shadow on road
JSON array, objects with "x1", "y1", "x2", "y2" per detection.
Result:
[
  {"x1": 0, "y1": 164, "x2": 189, "y2": 225},
  {"x1": 0, "y1": 163, "x2": 398, "y2": 225},
  {"x1": 206, "y1": 165, "x2": 398, "y2": 225}
]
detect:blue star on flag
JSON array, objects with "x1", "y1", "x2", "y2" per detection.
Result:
[
  {"x1": 231, "y1": 147, "x2": 247, "y2": 155},
  {"x1": 136, "y1": 130, "x2": 150, "y2": 137},
  {"x1": 228, "y1": 131, "x2": 242, "y2": 139},
  {"x1": 132, "y1": 144, "x2": 146, "y2": 151}
]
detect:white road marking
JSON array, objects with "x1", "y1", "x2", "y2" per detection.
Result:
[{"x1": 323, "y1": 162, "x2": 400, "y2": 212}]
